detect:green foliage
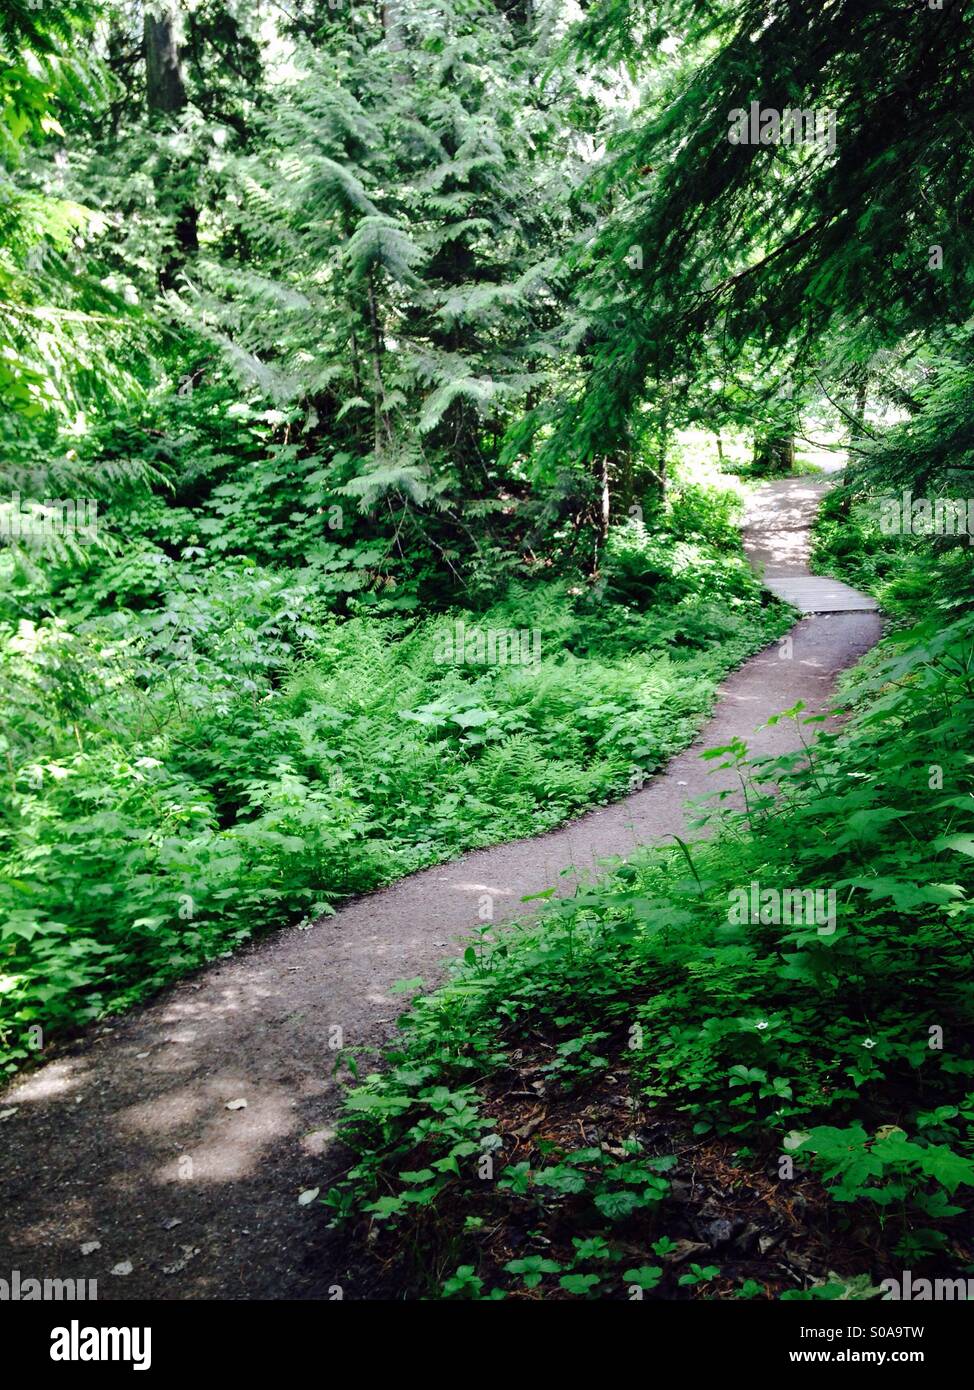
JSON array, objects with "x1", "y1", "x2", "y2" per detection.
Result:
[
  {"x1": 3, "y1": 0, "x2": 972, "y2": 1311},
  {"x1": 0, "y1": 1, "x2": 144, "y2": 415},
  {"x1": 547, "y1": 0, "x2": 974, "y2": 467},
  {"x1": 326, "y1": 573, "x2": 974, "y2": 1297},
  {"x1": 0, "y1": 468, "x2": 783, "y2": 1071},
  {"x1": 811, "y1": 341, "x2": 974, "y2": 626}
]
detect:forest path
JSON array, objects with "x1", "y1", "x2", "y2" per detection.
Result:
[{"x1": 0, "y1": 475, "x2": 882, "y2": 1300}]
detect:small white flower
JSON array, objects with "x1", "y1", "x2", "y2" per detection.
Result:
[
  {"x1": 862, "y1": 1038, "x2": 876, "y2": 1049},
  {"x1": 755, "y1": 1021, "x2": 769, "y2": 1030}
]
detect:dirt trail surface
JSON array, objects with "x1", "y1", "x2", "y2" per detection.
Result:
[{"x1": 0, "y1": 477, "x2": 882, "y2": 1300}]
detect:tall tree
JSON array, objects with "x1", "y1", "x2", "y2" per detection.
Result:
[
  {"x1": 178, "y1": 0, "x2": 593, "y2": 593},
  {"x1": 549, "y1": 0, "x2": 974, "y2": 468},
  {"x1": 144, "y1": 1, "x2": 198, "y2": 279},
  {"x1": 144, "y1": 2, "x2": 187, "y2": 115}
]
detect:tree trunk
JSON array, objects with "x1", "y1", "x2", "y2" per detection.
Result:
[
  {"x1": 145, "y1": 3, "x2": 198, "y2": 280},
  {"x1": 145, "y1": 7, "x2": 187, "y2": 115},
  {"x1": 599, "y1": 457, "x2": 610, "y2": 541},
  {"x1": 381, "y1": 0, "x2": 409, "y2": 82},
  {"x1": 590, "y1": 456, "x2": 610, "y2": 573},
  {"x1": 752, "y1": 433, "x2": 794, "y2": 476},
  {"x1": 850, "y1": 367, "x2": 869, "y2": 443},
  {"x1": 655, "y1": 405, "x2": 670, "y2": 499},
  {"x1": 366, "y1": 272, "x2": 391, "y2": 451}
]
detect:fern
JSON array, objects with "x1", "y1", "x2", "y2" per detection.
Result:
[{"x1": 345, "y1": 215, "x2": 426, "y2": 285}]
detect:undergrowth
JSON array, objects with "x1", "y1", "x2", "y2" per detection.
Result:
[
  {"x1": 0, "y1": 481, "x2": 786, "y2": 1072},
  {"x1": 324, "y1": 533, "x2": 974, "y2": 1300}
]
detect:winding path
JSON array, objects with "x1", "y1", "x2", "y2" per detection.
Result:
[{"x1": 0, "y1": 476, "x2": 882, "y2": 1300}]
